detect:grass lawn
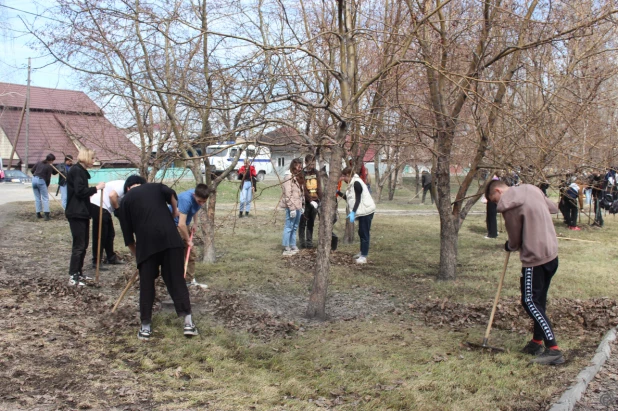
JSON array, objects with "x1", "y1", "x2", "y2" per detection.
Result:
[{"x1": 101, "y1": 179, "x2": 618, "y2": 410}]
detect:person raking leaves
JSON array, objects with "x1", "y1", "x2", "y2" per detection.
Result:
[{"x1": 486, "y1": 179, "x2": 564, "y2": 365}]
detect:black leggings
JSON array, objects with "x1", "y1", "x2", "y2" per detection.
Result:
[
  {"x1": 138, "y1": 247, "x2": 191, "y2": 323},
  {"x1": 520, "y1": 257, "x2": 559, "y2": 347},
  {"x1": 68, "y1": 218, "x2": 89, "y2": 275},
  {"x1": 90, "y1": 204, "x2": 115, "y2": 263}
]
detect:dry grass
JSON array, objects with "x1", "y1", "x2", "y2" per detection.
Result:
[{"x1": 102, "y1": 191, "x2": 618, "y2": 410}]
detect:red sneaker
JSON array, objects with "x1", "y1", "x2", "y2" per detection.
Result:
[{"x1": 570, "y1": 226, "x2": 581, "y2": 231}]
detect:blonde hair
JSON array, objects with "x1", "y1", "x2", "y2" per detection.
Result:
[{"x1": 77, "y1": 148, "x2": 95, "y2": 165}]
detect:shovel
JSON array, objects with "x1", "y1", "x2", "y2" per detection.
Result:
[{"x1": 465, "y1": 251, "x2": 510, "y2": 352}]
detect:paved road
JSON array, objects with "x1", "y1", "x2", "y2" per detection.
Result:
[{"x1": 0, "y1": 183, "x2": 38, "y2": 205}]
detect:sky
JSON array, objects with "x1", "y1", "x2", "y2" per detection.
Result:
[{"x1": 0, "y1": 0, "x2": 77, "y2": 90}]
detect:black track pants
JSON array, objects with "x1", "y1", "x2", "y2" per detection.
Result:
[
  {"x1": 520, "y1": 257, "x2": 559, "y2": 347},
  {"x1": 138, "y1": 247, "x2": 191, "y2": 323},
  {"x1": 68, "y1": 218, "x2": 89, "y2": 275}
]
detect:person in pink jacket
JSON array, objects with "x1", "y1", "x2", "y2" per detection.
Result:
[
  {"x1": 486, "y1": 180, "x2": 564, "y2": 366},
  {"x1": 279, "y1": 158, "x2": 304, "y2": 256}
]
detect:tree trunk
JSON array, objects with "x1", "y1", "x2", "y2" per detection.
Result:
[
  {"x1": 435, "y1": 132, "x2": 459, "y2": 280},
  {"x1": 306, "y1": 145, "x2": 344, "y2": 319},
  {"x1": 388, "y1": 167, "x2": 399, "y2": 200},
  {"x1": 414, "y1": 164, "x2": 420, "y2": 194},
  {"x1": 438, "y1": 216, "x2": 459, "y2": 281},
  {"x1": 201, "y1": 191, "x2": 217, "y2": 263}
]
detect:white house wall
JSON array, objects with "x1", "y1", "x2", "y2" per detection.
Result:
[{"x1": 0, "y1": 126, "x2": 19, "y2": 161}]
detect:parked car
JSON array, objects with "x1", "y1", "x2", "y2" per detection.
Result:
[{"x1": 3, "y1": 170, "x2": 31, "y2": 183}]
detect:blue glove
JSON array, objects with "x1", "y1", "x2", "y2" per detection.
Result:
[{"x1": 347, "y1": 211, "x2": 356, "y2": 223}]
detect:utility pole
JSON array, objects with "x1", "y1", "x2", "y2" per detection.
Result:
[{"x1": 24, "y1": 57, "x2": 31, "y2": 174}]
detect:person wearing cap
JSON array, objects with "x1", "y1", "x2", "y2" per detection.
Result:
[{"x1": 57, "y1": 155, "x2": 73, "y2": 209}]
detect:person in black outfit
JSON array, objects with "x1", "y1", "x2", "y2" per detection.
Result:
[
  {"x1": 57, "y1": 155, "x2": 73, "y2": 210},
  {"x1": 589, "y1": 172, "x2": 604, "y2": 227},
  {"x1": 421, "y1": 170, "x2": 434, "y2": 204},
  {"x1": 65, "y1": 149, "x2": 105, "y2": 286},
  {"x1": 299, "y1": 154, "x2": 323, "y2": 248},
  {"x1": 31, "y1": 153, "x2": 58, "y2": 220},
  {"x1": 119, "y1": 177, "x2": 197, "y2": 341}
]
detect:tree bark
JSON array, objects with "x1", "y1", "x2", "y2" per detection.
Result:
[
  {"x1": 202, "y1": 191, "x2": 217, "y2": 263},
  {"x1": 306, "y1": 144, "x2": 344, "y2": 319}
]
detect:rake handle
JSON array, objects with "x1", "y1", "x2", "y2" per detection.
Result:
[
  {"x1": 483, "y1": 251, "x2": 510, "y2": 342},
  {"x1": 111, "y1": 269, "x2": 139, "y2": 313},
  {"x1": 183, "y1": 227, "x2": 195, "y2": 279}
]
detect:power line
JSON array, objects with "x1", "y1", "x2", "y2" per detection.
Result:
[{"x1": 0, "y1": 3, "x2": 65, "y2": 23}]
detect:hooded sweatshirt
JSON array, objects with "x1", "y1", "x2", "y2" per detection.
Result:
[{"x1": 497, "y1": 184, "x2": 559, "y2": 267}]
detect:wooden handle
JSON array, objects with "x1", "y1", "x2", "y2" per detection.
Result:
[
  {"x1": 111, "y1": 270, "x2": 139, "y2": 313},
  {"x1": 483, "y1": 252, "x2": 510, "y2": 341},
  {"x1": 95, "y1": 190, "x2": 104, "y2": 284}
]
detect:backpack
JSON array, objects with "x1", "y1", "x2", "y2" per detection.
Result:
[
  {"x1": 610, "y1": 199, "x2": 618, "y2": 215},
  {"x1": 601, "y1": 193, "x2": 614, "y2": 210}
]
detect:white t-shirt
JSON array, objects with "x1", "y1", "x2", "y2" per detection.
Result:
[{"x1": 90, "y1": 180, "x2": 126, "y2": 213}]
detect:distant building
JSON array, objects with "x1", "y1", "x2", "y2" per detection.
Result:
[{"x1": 0, "y1": 82, "x2": 140, "y2": 168}]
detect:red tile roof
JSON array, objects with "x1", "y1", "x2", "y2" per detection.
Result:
[
  {"x1": 0, "y1": 82, "x2": 100, "y2": 114},
  {"x1": 0, "y1": 83, "x2": 140, "y2": 167}
]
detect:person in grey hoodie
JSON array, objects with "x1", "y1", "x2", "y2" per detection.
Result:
[{"x1": 486, "y1": 180, "x2": 564, "y2": 366}]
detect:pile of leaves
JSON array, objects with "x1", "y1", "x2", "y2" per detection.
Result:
[
  {"x1": 284, "y1": 248, "x2": 359, "y2": 271},
  {"x1": 410, "y1": 296, "x2": 618, "y2": 335},
  {"x1": 202, "y1": 290, "x2": 300, "y2": 340}
]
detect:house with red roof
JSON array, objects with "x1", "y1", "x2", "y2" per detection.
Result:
[{"x1": 0, "y1": 82, "x2": 140, "y2": 168}]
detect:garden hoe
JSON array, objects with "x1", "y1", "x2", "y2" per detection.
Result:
[{"x1": 465, "y1": 251, "x2": 510, "y2": 352}]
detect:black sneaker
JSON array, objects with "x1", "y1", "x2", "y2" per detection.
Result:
[
  {"x1": 183, "y1": 323, "x2": 199, "y2": 337},
  {"x1": 137, "y1": 327, "x2": 152, "y2": 341},
  {"x1": 106, "y1": 255, "x2": 124, "y2": 265},
  {"x1": 531, "y1": 348, "x2": 565, "y2": 365},
  {"x1": 521, "y1": 340, "x2": 544, "y2": 356}
]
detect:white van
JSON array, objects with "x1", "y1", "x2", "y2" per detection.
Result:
[{"x1": 203, "y1": 144, "x2": 272, "y2": 181}]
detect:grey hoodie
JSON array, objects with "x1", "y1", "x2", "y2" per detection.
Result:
[{"x1": 497, "y1": 184, "x2": 559, "y2": 267}]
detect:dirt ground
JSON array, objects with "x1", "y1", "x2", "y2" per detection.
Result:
[{"x1": 1, "y1": 202, "x2": 617, "y2": 410}]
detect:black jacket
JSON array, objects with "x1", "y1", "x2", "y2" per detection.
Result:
[
  {"x1": 119, "y1": 183, "x2": 184, "y2": 266},
  {"x1": 65, "y1": 163, "x2": 97, "y2": 220},
  {"x1": 57, "y1": 163, "x2": 71, "y2": 187}
]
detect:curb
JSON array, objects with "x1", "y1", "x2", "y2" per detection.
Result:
[{"x1": 549, "y1": 326, "x2": 617, "y2": 411}]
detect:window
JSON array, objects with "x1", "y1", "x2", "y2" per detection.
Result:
[
  {"x1": 206, "y1": 147, "x2": 227, "y2": 157},
  {"x1": 246, "y1": 149, "x2": 256, "y2": 158},
  {"x1": 278, "y1": 157, "x2": 285, "y2": 167},
  {"x1": 229, "y1": 148, "x2": 238, "y2": 158}
]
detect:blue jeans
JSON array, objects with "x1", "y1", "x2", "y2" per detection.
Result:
[
  {"x1": 358, "y1": 212, "x2": 374, "y2": 257},
  {"x1": 32, "y1": 176, "x2": 50, "y2": 213},
  {"x1": 60, "y1": 185, "x2": 68, "y2": 209},
  {"x1": 282, "y1": 208, "x2": 301, "y2": 248},
  {"x1": 239, "y1": 181, "x2": 253, "y2": 212}
]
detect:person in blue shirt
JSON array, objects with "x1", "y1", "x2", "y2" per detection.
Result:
[{"x1": 173, "y1": 184, "x2": 212, "y2": 286}]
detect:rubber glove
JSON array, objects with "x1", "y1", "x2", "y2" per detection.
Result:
[
  {"x1": 347, "y1": 211, "x2": 356, "y2": 223},
  {"x1": 310, "y1": 201, "x2": 318, "y2": 209},
  {"x1": 290, "y1": 209, "x2": 297, "y2": 219}
]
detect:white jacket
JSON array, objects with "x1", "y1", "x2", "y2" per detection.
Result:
[{"x1": 346, "y1": 174, "x2": 376, "y2": 216}]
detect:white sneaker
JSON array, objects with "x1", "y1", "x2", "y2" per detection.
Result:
[
  {"x1": 186, "y1": 279, "x2": 208, "y2": 288},
  {"x1": 68, "y1": 274, "x2": 85, "y2": 286},
  {"x1": 282, "y1": 250, "x2": 294, "y2": 256},
  {"x1": 355, "y1": 256, "x2": 367, "y2": 264},
  {"x1": 290, "y1": 246, "x2": 300, "y2": 254},
  {"x1": 353, "y1": 253, "x2": 362, "y2": 259}
]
